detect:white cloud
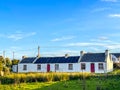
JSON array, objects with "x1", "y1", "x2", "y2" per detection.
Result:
[
  {"x1": 51, "y1": 36, "x2": 75, "y2": 42},
  {"x1": 41, "y1": 50, "x2": 79, "y2": 57},
  {"x1": 66, "y1": 42, "x2": 120, "y2": 50},
  {"x1": 88, "y1": 47, "x2": 101, "y2": 52},
  {"x1": 4, "y1": 46, "x2": 38, "y2": 59},
  {"x1": 0, "y1": 31, "x2": 36, "y2": 41},
  {"x1": 101, "y1": 0, "x2": 118, "y2": 2},
  {"x1": 8, "y1": 32, "x2": 36, "y2": 41},
  {"x1": 90, "y1": 36, "x2": 112, "y2": 43},
  {"x1": 67, "y1": 42, "x2": 106, "y2": 47},
  {"x1": 92, "y1": 7, "x2": 111, "y2": 13},
  {"x1": 105, "y1": 44, "x2": 120, "y2": 49},
  {"x1": 108, "y1": 33, "x2": 120, "y2": 37},
  {"x1": 108, "y1": 14, "x2": 120, "y2": 18},
  {"x1": 98, "y1": 36, "x2": 109, "y2": 40}
]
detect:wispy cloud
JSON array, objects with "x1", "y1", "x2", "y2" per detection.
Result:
[
  {"x1": 66, "y1": 42, "x2": 106, "y2": 47},
  {"x1": 0, "y1": 31, "x2": 36, "y2": 41},
  {"x1": 107, "y1": 33, "x2": 120, "y2": 37},
  {"x1": 88, "y1": 47, "x2": 101, "y2": 52},
  {"x1": 108, "y1": 14, "x2": 120, "y2": 18},
  {"x1": 41, "y1": 50, "x2": 79, "y2": 57},
  {"x1": 101, "y1": 0, "x2": 118, "y2": 2},
  {"x1": 92, "y1": 7, "x2": 111, "y2": 13},
  {"x1": 98, "y1": 36, "x2": 109, "y2": 40},
  {"x1": 90, "y1": 36, "x2": 111, "y2": 43},
  {"x1": 66, "y1": 42, "x2": 120, "y2": 50},
  {"x1": 51, "y1": 36, "x2": 75, "y2": 42},
  {"x1": 4, "y1": 46, "x2": 38, "y2": 59}
]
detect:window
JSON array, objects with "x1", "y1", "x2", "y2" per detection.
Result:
[
  {"x1": 23, "y1": 65, "x2": 27, "y2": 70},
  {"x1": 81, "y1": 63, "x2": 86, "y2": 70},
  {"x1": 55, "y1": 64, "x2": 59, "y2": 70},
  {"x1": 37, "y1": 64, "x2": 41, "y2": 70},
  {"x1": 98, "y1": 63, "x2": 104, "y2": 70},
  {"x1": 68, "y1": 64, "x2": 73, "y2": 70}
]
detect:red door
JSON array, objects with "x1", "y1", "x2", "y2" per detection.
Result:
[
  {"x1": 47, "y1": 64, "x2": 50, "y2": 72},
  {"x1": 91, "y1": 63, "x2": 95, "y2": 73}
]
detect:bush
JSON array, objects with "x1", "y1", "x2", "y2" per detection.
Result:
[
  {"x1": 113, "y1": 63, "x2": 120, "y2": 69},
  {"x1": 0, "y1": 76, "x2": 14, "y2": 84},
  {"x1": 0, "y1": 72, "x2": 91, "y2": 84}
]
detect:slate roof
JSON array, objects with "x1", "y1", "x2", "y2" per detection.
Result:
[
  {"x1": 80, "y1": 53, "x2": 105, "y2": 62},
  {"x1": 34, "y1": 56, "x2": 80, "y2": 64},
  {"x1": 111, "y1": 53, "x2": 120, "y2": 58},
  {"x1": 20, "y1": 57, "x2": 36, "y2": 63}
]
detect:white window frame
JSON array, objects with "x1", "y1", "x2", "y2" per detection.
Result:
[
  {"x1": 98, "y1": 63, "x2": 104, "y2": 70},
  {"x1": 23, "y1": 65, "x2": 27, "y2": 70},
  {"x1": 37, "y1": 64, "x2": 41, "y2": 70},
  {"x1": 68, "y1": 64, "x2": 73, "y2": 70},
  {"x1": 81, "y1": 63, "x2": 86, "y2": 70},
  {"x1": 55, "y1": 64, "x2": 59, "y2": 70}
]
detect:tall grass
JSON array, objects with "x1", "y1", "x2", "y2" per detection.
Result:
[{"x1": 0, "y1": 72, "x2": 91, "y2": 84}]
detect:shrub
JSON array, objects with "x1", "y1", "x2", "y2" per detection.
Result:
[{"x1": 0, "y1": 72, "x2": 91, "y2": 84}]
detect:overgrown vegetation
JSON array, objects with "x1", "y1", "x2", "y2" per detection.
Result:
[
  {"x1": 0, "y1": 72, "x2": 91, "y2": 84},
  {"x1": 0, "y1": 67, "x2": 120, "y2": 89},
  {"x1": 0, "y1": 76, "x2": 120, "y2": 90},
  {"x1": 0, "y1": 56, "x2": 19, "y2": 76}
]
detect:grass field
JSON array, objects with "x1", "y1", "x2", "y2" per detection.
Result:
[
  {"x1": 1, "y1": 70, "x2": 120, "y2": 90},
  {"x1": 1, "y1": 76, "x2": 120, "y2": 90}
]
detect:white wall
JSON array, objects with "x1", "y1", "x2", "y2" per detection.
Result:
[
  {"x1": 12, "y1": 65, "x2": 18, "y2": 72},
  {"x1": 106, "y1": 56, "x2": 113, "y2": 73},
  {"x1": 95, "y1": 63, "x2": 106, "y2": 73},
  {"x1": 80, "y1": 62, "x2": 106, "y2": 73},
  {"x1": 18, "y1": 64, "x2": 35, "y2": 73},
  {"x1": 105, "y1": 51, "x2": 113, "y2": 73},
  {"x1": 18, "y1": 62, "x2": 107, "y2": 73},
  {"x1": 18, "y1": 63, "x2": 80, "y2": 73},
  {"x1": 49, "y1": 63, "x2": 80, "y2": 72}
]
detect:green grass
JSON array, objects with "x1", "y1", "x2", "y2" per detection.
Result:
[
  {"x1": 1, "y1": 70, "x2": 120, "y2": 90},
  {"x1": 1, "y1": 77, "x2": 120, "y2": 90}
]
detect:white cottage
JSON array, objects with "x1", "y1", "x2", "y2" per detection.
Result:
[
  {"x1": 15, "y1": 50, "x2": 113, "y2": 73},
  {"x1": 79, "y1": 50, "x2": 113, "y2": 73}
]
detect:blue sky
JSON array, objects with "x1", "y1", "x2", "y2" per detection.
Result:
[{"x1": 0, "y1": 0, "x2": 120, "y2": 59}]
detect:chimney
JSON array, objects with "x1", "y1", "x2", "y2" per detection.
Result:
[
  {"x1": 37, "y1": 46, "x2": 40, "y2": 57},
  {"x1": 22, "y1": 56, "x2": 26, "y2": 59},
  {"x1": 80, "y1": 51, "x2": 84, "y2": 56},
  {"x1": 65, "y1": 54, "x2": 69, "y2": 58},
  {"x1": 105, "y1": 49, "x2": 109, "y2": 56}
]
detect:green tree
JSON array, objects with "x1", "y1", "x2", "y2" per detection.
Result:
[
  {"x1": 5, "y1": 57, "x2": 12, "y2": 68},
  {"x1": 0, "y1": 56, "x2": 4, "y2": 76},
  {"x1": 12, "y1": 59, "x2": 19, "y2": 65},
  {"x1": 0, "y1": 56, "x2": 4, "y2": 70},
  {"x1": 0, "y1": 60, "x2": 3, "y2": 71},
  {"x1": 0, "y1": 56, "x2": 5, "y2": 65},
  {"x1": 3, "y1": 66, "x2": 10, "y2": 75}
]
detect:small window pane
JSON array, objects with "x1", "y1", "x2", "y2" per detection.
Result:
[
  {"x1": 55, "y1": 64, "x2": 59, "y2": 70},
  {"x1": 81, "y1": 63, "x2": 86, "y2": 70},
  {"x1": 68, "y1": 64, "x2": 73, "y2": 70},
  {"x1": 98, "y1": 63, "x2": 104, "y2": 70},
  {"x1": 37, "y1": 64, "x2": 41, "y2": 70},
  {"x1": 23, "y1": 65, "x2": 27, "y2": 70}
]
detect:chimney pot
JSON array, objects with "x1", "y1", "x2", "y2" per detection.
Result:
[
  {"x1": 22, "y1": 56, "x2": 26, "y2": 59},
  {"x1": 80, "y1": 51, "x2": 85, "y2": 56},
  {"x1": 105, "y1": 49, "x2": 109, "y2": 56},
  {"x1": 65, "y1": 54, "x2": 69, "y2": 58}
]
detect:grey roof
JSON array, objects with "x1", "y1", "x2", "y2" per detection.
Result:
[
  {"x1": 20, "y1": 57, "x2": 36, "y2": 63},
  {"x1": 80, "y1": 53, "x2": 105, "y2": 62},
  {"x1": 34, "y1": 56, "x2": 80, "y2": 64},
  {"x1": 111, "y1": 55, "x2": 119, "y2": 63},
  {"x1": 111, "y1": 53, "x2": 120, "y2": 58}
]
